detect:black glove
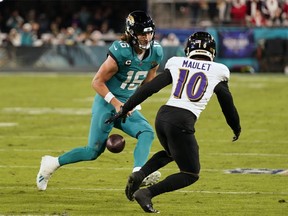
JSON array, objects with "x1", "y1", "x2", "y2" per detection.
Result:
[
  {"x1": 105, "y1": 107, "x2": 127, "y2": 124},
  {"x1": 232, "y1": 128, "x2": 241, "y2": 142}
]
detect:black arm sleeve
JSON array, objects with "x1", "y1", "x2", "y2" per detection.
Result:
[
  {"x1": 214, "y1": 81, "x2": 241, "y2": 134},
  {"x1": 122, "y1": 69, "x2": 172, "y2": 113}
]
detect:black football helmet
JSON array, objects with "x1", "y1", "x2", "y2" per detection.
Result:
[
  {"x1": 125, "y1": 10, "x2": 155, "y2": 50},
  {"x1": 184, "y1": 32, "x2": 216, "y2": 61}
]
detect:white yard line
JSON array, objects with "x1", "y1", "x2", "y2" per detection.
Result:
[
  {"x1": 2, "y1": 107, "x2": 91, "y2": 115},
  {"x1": 0, "y1": 186, "x2": 286, "y2": 195},
  {"x1": 0, "y1": 165, "x2": 219, "y2": 172},
  {"x1": 1, "y1": 135, "x2": 288, "y2": 144},
  {"x1": 0, "y1": 122, "x2": 18, "y2": 127},
  {"x1": 0, "y1": 148, "x2": 288, "y2": 157},
  {"x1": 209, "y1": 152, "x2": 288, "y2": 157}
]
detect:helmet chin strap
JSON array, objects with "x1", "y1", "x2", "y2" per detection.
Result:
[
  {"x1": 135, "y1": 32, "x2": 154, "y2": 50},
  {"x1": 129, "y1": 32, "x2": 154, "y2": 51},
  {"x1": 138, "y1": 42, "x2": 151, "y2": 50}
]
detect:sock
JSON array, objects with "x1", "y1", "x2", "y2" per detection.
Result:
[
  {"x1": 133, "y1": 167, "x2": 141, "y2": 172},
  {"x1": 141, "y1": 150, "x2": 173, "y2": 176}
]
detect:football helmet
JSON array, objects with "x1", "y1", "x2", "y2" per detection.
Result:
[
  {"x1": 125, "y1": 10, "x2": 155, "y2": 50},
  {"x1": 184, "y1": 32, "x2": 216, "y2": 61}
]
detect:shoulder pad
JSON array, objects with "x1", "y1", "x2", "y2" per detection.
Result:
[
  {"x1": 215, "y1": 62, "x2": 230, "y2": 80},
  {"x1": 153, "y1": 41, "x2": 162, "y2": 47},
  {"x1": 152, "y1": 41, "x2": 164, "y2": 57}
]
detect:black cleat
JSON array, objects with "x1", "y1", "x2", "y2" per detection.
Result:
[
  {"x1": 134, "y1": 188, "x2": 159, "y2": 213},
  {"x1": 125, "y1": 172, "x2": 144, "y2": 201}
]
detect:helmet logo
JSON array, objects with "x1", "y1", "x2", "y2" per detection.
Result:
[{"x1": 127, "y1": 15, "x2": 135, "y2": 26}]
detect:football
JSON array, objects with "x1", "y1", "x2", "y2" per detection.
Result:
[{"x1": 106, "y1": 134, "x2": 125, "y2": 153}]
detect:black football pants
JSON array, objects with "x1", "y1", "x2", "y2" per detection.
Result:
[
  {"x1": 140, "y1": 105, "x2": 200, "y2": 197},
  {"x1": 155, "y1": 105, "x2": 200, "y2": 174}
]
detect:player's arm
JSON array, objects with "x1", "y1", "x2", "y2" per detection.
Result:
[
  {"x1": 91, "y1": 55, "x2": 123, "y2": 112},
  {"x1": 142, "y1": 64, "x2": 159, "y2": 84},
  {"x1": 123, "y1": 69, "x2": 171, "y2": 112},
  {"x1": 214, "y1": 81, "x2": 241, "y2": 141},
  {"x1": 105, "y1": 69, "x2": 172, "y2": 124}
]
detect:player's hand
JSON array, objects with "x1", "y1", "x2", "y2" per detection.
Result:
[
  {"x1": 232, "y1": 129, "x2": 241, "y2": 142},
  {"x1": 105, "y1": 107, "x2": 128, "y2": 124}
]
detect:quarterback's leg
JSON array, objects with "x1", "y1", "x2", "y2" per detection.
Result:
[
  {"x1": 116, "y1": 110, "x2": 161, "y2": 186},
  {"x1": 36, "y1": 95, "x2": 113, "y2": 190}
]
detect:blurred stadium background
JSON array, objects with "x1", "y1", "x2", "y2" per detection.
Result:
[{"x1": 0, "y1": 0, "x2": 287, "y2": 73}]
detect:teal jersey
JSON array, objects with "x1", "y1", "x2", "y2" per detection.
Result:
[{"x1": 106, "y1": 40, "x2": 163, "y2": 102}]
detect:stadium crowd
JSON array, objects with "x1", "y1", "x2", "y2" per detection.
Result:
[
  {"x1": 183, "y1": 0, "x2": 288, "y2": 27},
  {"x1": 0, "y1": 0, "x2": 287, "y2": 47}
]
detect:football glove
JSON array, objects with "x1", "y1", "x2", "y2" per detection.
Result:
[
  {"x1": 105, "y1": 107, "x2": 127, "y2": 124},
  {"x1": 232, "y1": 128, "x2": 241, "y2": 142}
]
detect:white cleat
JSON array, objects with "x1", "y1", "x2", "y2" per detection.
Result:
[
  {"x1": 141, "y1": 171, "x2": 161, "y2": 187},
  {"x1": 36, "y1": 155, "x2": 60, "y2": 191}
]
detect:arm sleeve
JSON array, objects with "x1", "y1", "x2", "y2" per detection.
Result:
[
  {"x1": 122, "y1": 69, "x2": 172, "y2": 112},
  {"x1": 214, "y1": 81, "x2": 241, "y2": 134}
]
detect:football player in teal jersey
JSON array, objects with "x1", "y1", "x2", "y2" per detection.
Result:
[{"x1": 36, "y1": 11, "x2": 163, "y2": 191}]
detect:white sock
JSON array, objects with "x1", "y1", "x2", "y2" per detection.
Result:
[
  {"x1": 53, "y1": 157, "x2": 60, "y2": 168},
  {"x1": 132, "y1": 167, "x2": 141, "y2": 172}
]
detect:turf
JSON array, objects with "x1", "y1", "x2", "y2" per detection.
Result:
[{"x1": 0, "y1": 72, "x2": 287, "y2": 215}]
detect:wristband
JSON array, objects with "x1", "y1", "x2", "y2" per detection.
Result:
[{"x1": 104, "y1": 92, "x2": 115, "y2": 103}]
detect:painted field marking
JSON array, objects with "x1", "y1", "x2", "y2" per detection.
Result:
[
  {"x1": 0, "y1": 122, "x2": 18, "y2": 127},
  {"x1": 0, "y1": 165, "x2": 287, "y2": 176},
  {"x1": 0, "y1": 148, "x2": 288, "y2": 158},
  {"x1": 0, "y1": 186, "x2": 287, "y2": 195},
  {"x1": 3, "y1": 106, "x2": 287, "y2": 116},
  {"x1": 2, "y1": 107, "x2": 91, "y2": 115},
  {"x1": 0, "y1": 134, "x2": 287, "y2": 144},
  {"x1": 0, "y1": 165, "x2": 219, "y2": 172},
  {"x1": 209, "y1": 152, "x2": 288, "y2": 157},
  {"x1": 0, "y1": 147, "x2": 288, "y2": 158}
]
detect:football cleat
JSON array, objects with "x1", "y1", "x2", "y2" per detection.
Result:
[
  {"x1": 141, "y1": 171, "x2": 161, "y2": 187},
  {"x1": 134, "y1": 188, "x2": 159, "y2": 213},
  {"x1": 36, "y1": 155, "x2": 60, "y2": 191},
  {"x1": 125, "y1": 171, "x2": 144, "y2": 201}
]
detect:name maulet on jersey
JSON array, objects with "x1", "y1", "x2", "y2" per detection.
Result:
[{"x1": 165, "y1": 56, "x2": 230, "y2": 118}]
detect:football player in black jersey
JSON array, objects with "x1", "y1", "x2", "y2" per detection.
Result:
[{"x1": 106, "y1": 31, "x2": 241, "y2": 213}]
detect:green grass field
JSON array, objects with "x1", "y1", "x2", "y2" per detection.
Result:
[{"x1": 0, "y1": 73, "x2": 287, "y2": 216}]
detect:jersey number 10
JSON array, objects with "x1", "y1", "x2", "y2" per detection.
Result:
[{"x1": 174, "y1": 70, "x2": 208, "y2": 102}]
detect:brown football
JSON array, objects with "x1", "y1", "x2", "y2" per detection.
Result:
[{"x1": 106, "y1": 134, "x2": 125, "y2": 153}]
